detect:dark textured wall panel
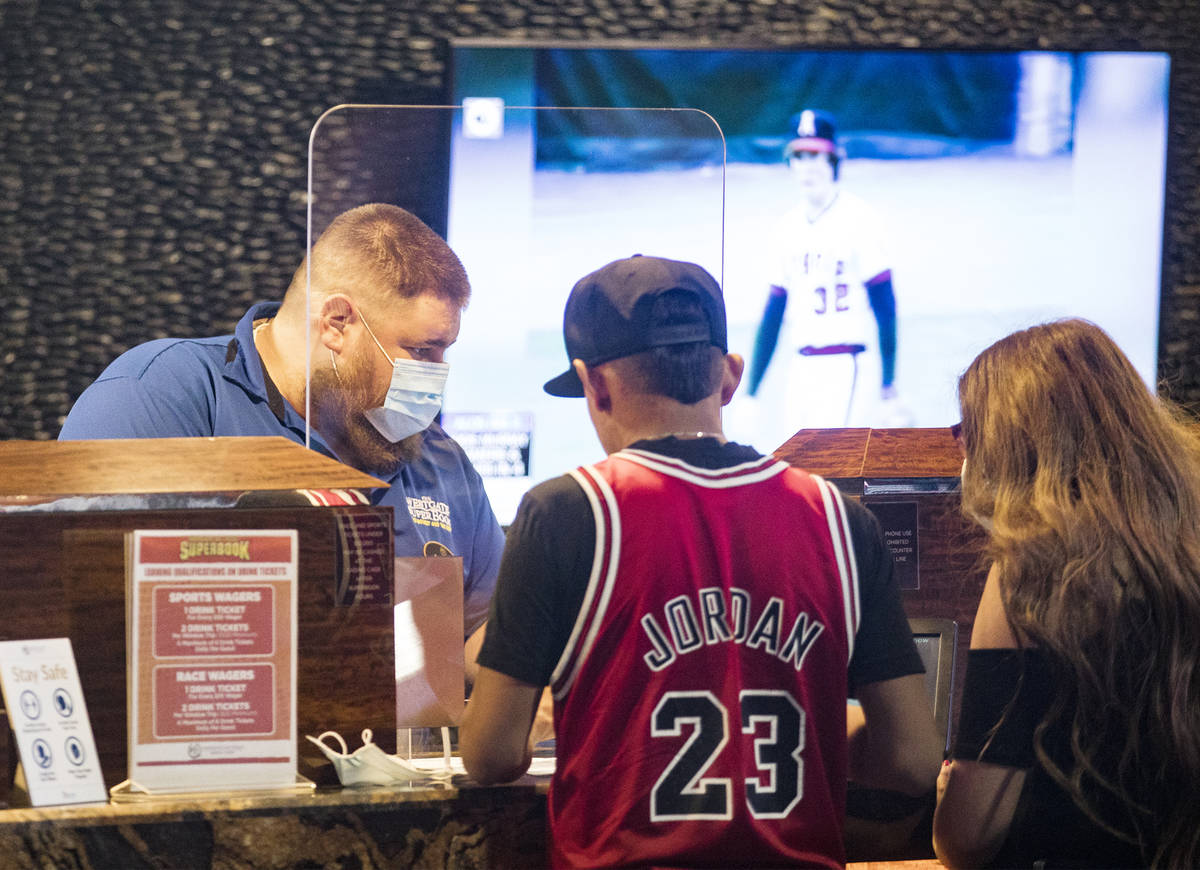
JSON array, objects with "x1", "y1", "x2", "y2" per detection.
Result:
[{"x1": 0, "y1": 0, "x2": 1197, "y2": 439}]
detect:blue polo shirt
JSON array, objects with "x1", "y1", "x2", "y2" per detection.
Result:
[{"x1": 59, "y1": 302, "x2": 504, "y2": 636}]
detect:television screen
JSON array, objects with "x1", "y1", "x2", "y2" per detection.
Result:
[{"x1": 439, "y1": 42, "x2": 1170, "y2": 522}]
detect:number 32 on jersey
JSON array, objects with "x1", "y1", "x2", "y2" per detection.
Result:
[{"x1": 651, "y1": 689, "x2": 804, "y2": 821}]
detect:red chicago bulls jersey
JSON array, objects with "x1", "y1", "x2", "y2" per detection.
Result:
[{"x1": 547, "y1": 448, "x2": 861, "y2": 869}]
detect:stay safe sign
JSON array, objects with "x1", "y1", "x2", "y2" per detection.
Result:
[{"x1": 0, "y1": 638, "x2": 107, "y2": 806}]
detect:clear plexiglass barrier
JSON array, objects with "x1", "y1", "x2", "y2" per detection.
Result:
[{"x1": 306, "y1": 105, "x2": 726, "y2": 522}]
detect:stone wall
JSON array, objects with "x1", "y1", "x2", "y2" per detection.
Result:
[{"x1": 1, "y1": 0, "x2": 1196, "y2": 439}]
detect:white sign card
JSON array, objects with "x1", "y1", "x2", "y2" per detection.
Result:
[
  {"x1": 0, "y1": 637, "x2": 107, "y2": 806},
  {"x1": 125, "y1": 529, "x2": 298, "y2": 793}
]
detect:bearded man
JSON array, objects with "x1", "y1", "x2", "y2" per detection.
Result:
[{"x1": 59, "y1": 203, "x2": 504, "y2": 644}]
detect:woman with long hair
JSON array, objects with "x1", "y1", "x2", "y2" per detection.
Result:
[{"x1": 933, "y1": 319, "x2": 1200, "y2": 869}]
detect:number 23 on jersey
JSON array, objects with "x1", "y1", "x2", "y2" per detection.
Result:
[{"x1": 651, "y1": 689, "x2": 805, "y2": 821}]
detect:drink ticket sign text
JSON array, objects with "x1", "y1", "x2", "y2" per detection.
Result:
[
  {"x1": 127, "y1": 529, "x2": 298, "y2": 793},
  {"x1": 0, "y1": 638, "x2": 107, "y2": 806}
]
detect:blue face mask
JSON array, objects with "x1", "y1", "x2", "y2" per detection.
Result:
[{"x1": 356, "y1": 312, "x2": 450, "y2": 442}]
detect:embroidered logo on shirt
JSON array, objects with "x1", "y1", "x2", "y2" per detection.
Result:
[{"x1": 407, "y1": 495, "x2": 452, "y2": 532}]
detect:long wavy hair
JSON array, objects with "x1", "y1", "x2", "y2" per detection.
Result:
[{"x1": 958, "y1": 318, "x2": 1200, "y2": 868}]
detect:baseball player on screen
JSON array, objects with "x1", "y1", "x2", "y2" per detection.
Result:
[{"x1": 747, "y1": 109, "x2": 903, "y2": 431}]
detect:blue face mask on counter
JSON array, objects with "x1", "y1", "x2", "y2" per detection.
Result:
[{"x1": 357, "y1": 312, "x2": 450, "y2": 442}]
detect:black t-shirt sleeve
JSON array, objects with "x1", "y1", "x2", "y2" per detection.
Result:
[
  {"x1": 479, "y1": 461, "x2": 923, "y2": 695},
  {"x1": 476, "y1": 475, "x2": 595, "y2": 687},
  {"x1": 953, "y1": 648, "x2": 1053, "y2": 768},
  {"x1": 844, "y1": 498, "x2": 925, "y2": 693}
]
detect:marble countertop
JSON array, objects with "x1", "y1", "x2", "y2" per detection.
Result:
[
  {"x1": 0, "y1": 778, "x2": 553, "y2": 868},
  {"x1": 1, "y1": 775, "x2": 550, "y2": 825}
]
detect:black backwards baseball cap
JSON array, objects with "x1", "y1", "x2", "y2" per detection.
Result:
[{"x1": 543, "y1": 254, "x2": 728, "y2": 398}]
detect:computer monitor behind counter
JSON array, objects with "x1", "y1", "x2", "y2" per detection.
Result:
[{"x1": 909, "y1": 617, "x2": 958, "y2": 756}]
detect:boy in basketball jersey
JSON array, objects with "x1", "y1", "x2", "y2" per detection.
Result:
[{"x1": 462, "y1": 255, "x2": 941, "y2": 868}]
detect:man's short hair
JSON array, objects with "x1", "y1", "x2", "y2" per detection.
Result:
[{"x1": 292, "y1": 203, "x2": 470, "y2": 308}]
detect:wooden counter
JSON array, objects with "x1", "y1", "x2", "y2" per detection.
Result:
[
  {"x1": 0, "y1": 433, "x2": 963, "y2": 867},
  {"x1": 0, "y1": 437, "x2": 399, "y2": 797},
  {"x1": 777, "y1": 428, "x2": 988, "y2": 743}
]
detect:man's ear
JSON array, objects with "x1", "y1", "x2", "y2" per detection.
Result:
[
  {"x1": 720, "y1": 352, "x2": 745, "y2": 406},
  {"x1": 574, "y1": 359, "x2": 612, "y2": 413},
  {"x1": 317, "y1": 294, "x2": 356, "y2": 353}
]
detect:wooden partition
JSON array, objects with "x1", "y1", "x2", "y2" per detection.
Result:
[
  {"x1": 0, "y1": 438, "x2": 398, "y2": 800},
  {"x1": 776, "y1": 428, "x2": 988, "y2": 741}
]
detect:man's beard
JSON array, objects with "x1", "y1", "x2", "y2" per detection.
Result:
[{"x1": 309, "y1": 349, "x2": 423, "y2": 477}]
